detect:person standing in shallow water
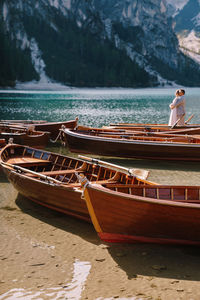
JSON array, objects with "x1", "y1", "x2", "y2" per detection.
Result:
[{"x1": 168, "y1": 89, "x2": 186, "y2": 126}]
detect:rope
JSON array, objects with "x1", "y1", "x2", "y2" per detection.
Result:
[
  {"x1": 75, "y1": 172, "x2": 89, "y2": 199},
  {"x1": 81, "y1": 180, "x2": 89, "y2": 200},
  {"x1": 50, "y1": 130, "x2": 62, "y2": 143}
]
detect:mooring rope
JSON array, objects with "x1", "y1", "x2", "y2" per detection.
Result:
[
  {"x1": 75, "y1": 172, "x2": 89, "y2": 199},
  {"x1": 50, "y1": 130, "x2": 62, "y2": 143}
]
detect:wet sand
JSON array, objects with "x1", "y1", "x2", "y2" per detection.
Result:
[{"x1": 1, "y1": 149, "x2": 200, "y2": 299}]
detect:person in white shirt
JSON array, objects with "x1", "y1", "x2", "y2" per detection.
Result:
[{"x1": 168, "y1": 89, "x2": 186, "y2": 126}]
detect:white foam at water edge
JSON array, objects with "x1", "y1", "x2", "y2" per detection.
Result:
[{"x1": 0, "y1": 260, "x2": 91, "y2": 300}]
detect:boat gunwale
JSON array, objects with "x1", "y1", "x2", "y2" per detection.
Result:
[
  {"x1": 4, "y1": 167, "x2": 81, "y2": 190},
  {"x1": 86, "y1": 183, "x2": 200, "y2": 209},
  {"x1": 0, "y1": 144, "x2": 134, "y2": 187},
  {"x1": 63, "y1": 129, "x2": 200, "y2": 147},
  {"x1": 0, "y1": 143, "x2": 82, "y2": 163}
]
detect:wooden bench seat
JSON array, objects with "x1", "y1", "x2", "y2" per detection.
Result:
[
  {"x1": 67, "y1": 180, "x2": 117, "y2": 187},
  {"x1": 7, "y1": 157, "x2": 50, "y2": 167},
  {"x1": 25, "y1": 169, "x2": 84, "y2": 178},
  {"x1": 36, "y1": 169, "x2": 83, "y2": 176}
]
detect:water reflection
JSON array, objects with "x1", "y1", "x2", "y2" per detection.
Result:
[
  {"x1": 0, "y1": 88, "x2": 200, "y2": 127},
  {"x1": 0, "y1": 260, "x2": 91, "y2": 300}
]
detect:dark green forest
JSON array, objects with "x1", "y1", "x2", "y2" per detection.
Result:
[
  {"x1": 0, "y1": 20, "x2": 39, "y2": 87},
  {"x1": 1, "y1": 5, "x2": 200, "y2": 88},
  {"x1": 149, "y1": 53, "x2": 200, "y2": 87},
  {"x1": 0, "y1": 9, "x2": 154, "y2": 88}
]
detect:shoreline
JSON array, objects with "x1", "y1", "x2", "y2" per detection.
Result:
[
  {"x1": 0, "y1": 83, "x2": 187, "y2": 93},
  {"x1": 1, "y1": 158, "x2": 200, "y2": 299}
]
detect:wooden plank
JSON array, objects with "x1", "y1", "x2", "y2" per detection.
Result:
[
  {"x1": 7, "y1": 157, "x2": 50, "y2": 166},
  {"x1": 41, "y1": 169, "x2": 81, "y2": 176},
  {"x1": 26, "y1": 169, "x2": 84, "y2": 177},
  {"x1": 68, "y1": 179, "x2": 118, "y2": 187},
  {"x1": 157, "y1": 188, "x2": 159, "y2": 199},
  {"x1": 51, "y1": 156, "x2": 59, "y2": 171}
]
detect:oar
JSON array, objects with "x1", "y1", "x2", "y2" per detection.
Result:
[
  {"x1": 0, "y1": 124, "x2": 28, "y2": 130},
  {"x1": 78, "y1": 155, "x2": 149, "y2": 180},
  {"x1": 0, "y1": 161, "x2": 61, "y2": 184},
  {"x1": 77, "y1": 125, "x2": 125, "y2": 133},
  {"x1": 185, "y1": 114, "x2": 194, "y2": 125},
  {"x1": 171, "y1": 114, "x2": 185, "y2": 129}
]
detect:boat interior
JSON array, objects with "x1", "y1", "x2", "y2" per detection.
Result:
[
  {"x1": 102, "y1": 183, "x2": 200, "y2": 204},
  {"x1": 0, "y1": 125, "x2": 47, "y2": 136},
  {"x1": 71, "y1": 129, "x2": 200, "y2": 144},
  {"x1": 0, "y1": 145, "x2": 148, "y2": 186}
]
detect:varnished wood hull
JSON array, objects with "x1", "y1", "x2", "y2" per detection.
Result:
[
  {"x1": 0, "y1": 119, "x2": 78, "y2": 140},
  {"x1": 3, "y1": 167, "x2": 90, "y2": 222},
  {"x1": 109, "y1": 122, "x2": 200, "y2": 128},
  {"x1": 0, "y1": 144, "x2": 150, "y2": 222},
  {"x1": 108, "y1": 126, "x2": 200, "y2": 135},
  {"x1": 84, "y1": 184, "x2": 200, "y2": 245},
  {"x1": 0, "y1": 131, "x2": 50, "y2": 148},
  {"x1": 62, "y1": 129, "x2": 200, "y2": 161},
  {"x1": 33, "y1": 119, "x2": 78, "y2": 139}
]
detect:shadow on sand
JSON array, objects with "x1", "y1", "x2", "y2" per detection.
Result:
[
  {"x1": 0, "y1": 171, "x2": 10, "y2": 183},
  {"x1": 108, "y1": 243, "x2": 200, "y2": 281},
  {"x1": 15, "y1": 193, "x2": 100, "y2": 246},
  {"x1": 15, "y1": 193, "x2": 200, "y2": 282}
]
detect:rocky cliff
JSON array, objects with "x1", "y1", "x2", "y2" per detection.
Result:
[
  {"x1": 173, "y1": 0, "x2": 200, "y2": 65},
  {"x1": 1, "y1": 0, "x2": 200, "y2": 87}
]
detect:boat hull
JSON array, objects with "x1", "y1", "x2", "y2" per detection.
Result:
[
  {"x1": 4, "y1": 168, "x2": 90, "y2": 222},
  {"x1": 34, "y1": 119, "x2": 78, "y2": 139},
  {"x1": 0, "y1": 131, "x2": 50, "y2": 148},
  {"x1": 85, "y1": 184, "x2": 200, "y2": 245},
  {"x1": 0, "y1": 144, "x2": 154, "y2": 224},
  {"x1": 63, "y1": 129, "x2": 200, "y2": 161}
]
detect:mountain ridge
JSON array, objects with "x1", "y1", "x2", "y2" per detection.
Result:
[{"x1": 1, "y1": 0, "x2": 200, "y2": 88}]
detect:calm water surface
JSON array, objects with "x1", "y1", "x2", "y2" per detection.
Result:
[{"x1": 1, "y1": 87, "x2": 200, "y2": 126}]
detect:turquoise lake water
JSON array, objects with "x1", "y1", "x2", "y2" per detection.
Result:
[{"x1": 1, "y1": 87, "x2": 200, "y2": 127}]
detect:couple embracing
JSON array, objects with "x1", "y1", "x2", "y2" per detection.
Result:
[{"x1": 168, "y1": 89, "x2": 186, "y2": 126}]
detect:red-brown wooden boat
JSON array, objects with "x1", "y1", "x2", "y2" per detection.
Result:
[
  {"x1": 32, "y1": 118, "x2": 78, "y2": 140},
  {"x1": 105, "y1": 125, "x2": 200, "y2": 135},
  {"x1": 109, "y1": 117, "x2": 198, "y2": 129},
  {"x1": 82, "y1": 181, "x2": 200, "y2": 246},
  {"x1": 0, "y1": 118, "x2": 78, "y2": 140},
  {"x1": 61, "y1": 127, "x2": 200, "y2": 161},
  {"x1": 0, "y1": 125, "x2": 50, "y2": 148},
  {"x1": 83, "y1": 124, "x2": 200, "y2": 137},
  {"x1": 0, "y1": 144, "x2": 153, "y2": 222}
]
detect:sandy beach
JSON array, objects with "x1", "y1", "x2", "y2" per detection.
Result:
[{"x1": 1, "y1": 155, "x2": 200, "y2": 300}]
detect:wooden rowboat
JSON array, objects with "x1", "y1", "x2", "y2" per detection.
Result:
[
  {"x1": 32, "y1": 118, "x2": 78, "y2": 140},
  {"x1": 0, "y1": 144, "x2": 153, "y2": 222},
  {"x1": 82, "y1": 180, "x2": 200, "y2": 246},
  {"x1": 61, "y1": 127, "x2": 200, "y2": 161},
  {"x1": 105, "y1": 125, "x2": 200, "y2": 136},
  {"x1": 0, "y1": 118, "x2": 78, "y2": 140},
  {"x1": 79, "y1": 125, "x2": 200, "y2": 137},
  {"x1": 109, "y1": 116, "x2": 198, "y2": 129},
  {"x1": 0, "y1": 126, "x2": 50, "y2": 148}
]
